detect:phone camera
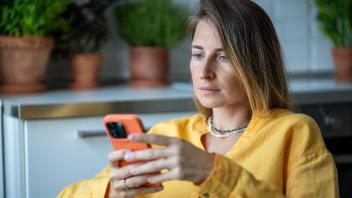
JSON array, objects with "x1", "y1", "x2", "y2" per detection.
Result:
[{"x1": 107, "y1": 122, "x2": 127, "y2": 138}]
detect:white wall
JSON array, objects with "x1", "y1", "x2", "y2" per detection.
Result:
[
  {"x1": 46, "y1": 0, "x2": 334, "y2": 82},
  {"x1": 256, "y1": 0, "x2": 333, "y2": 73}
]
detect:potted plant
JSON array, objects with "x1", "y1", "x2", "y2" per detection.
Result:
[
  {"x1": 54, "y1": 0, "x2": 118, "y2": 90},
  {"x1": 0, "y1": 0, "x2": 69, "y2": 93},
  {"x1": 315, "y1": 0, "x2": 352, "y2": 82},
  {"x1": 114, "y1": 0, "x2": 189, "y2": 87}
]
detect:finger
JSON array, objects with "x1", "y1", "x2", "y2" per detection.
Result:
[
  {"x1": 124, "y1": 148, "x2": 169, "y2": 161},
  {"x1": 110, "y1": 178, "x2": 127, "y2": 191},
  {"x1": 108, "y1": 150, "x2": 129, "y2": 167},
  {"x1": 130, "y1": 159, "x2": 171, "y2": 176},
  {"x1": 109, "y1": 163, "x2": 141, "y2": 181},
  {"x1": 147, "y1": 169, "x2": 178, "y2": 184},
  {"x1": 111, "y1": 173, "x2": 160, "y2": 191},
  {"x1": 125, "y1": 173, "x2": 160, "y2": 188},
  {"x1": 125, "y1": 186, "x2": 164, "y2": 197},
  {"x1": 128, "y1": 134, "x2": 179, "y2": 146}
]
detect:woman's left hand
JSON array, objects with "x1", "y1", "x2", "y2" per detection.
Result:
[{"x1": 125, "y1": 134, "x2": 215, "y2": 184}]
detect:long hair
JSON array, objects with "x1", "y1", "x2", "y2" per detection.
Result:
[{"x1": 188, "y1": 0, "x2": 292, "y2": 117}]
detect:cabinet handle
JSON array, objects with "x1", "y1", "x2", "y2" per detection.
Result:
[
  {"x1": 78, "y1": 130, "x2": 106, "y2": 138},
  {"x1": 318, "y1": 106, "x2": 335, "y2": 128}
]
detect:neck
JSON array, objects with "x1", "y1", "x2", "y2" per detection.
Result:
[{"x1": 212, "y1": 103, "x2": 251, "y2": 130}]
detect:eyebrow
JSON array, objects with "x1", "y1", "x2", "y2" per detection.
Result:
[{"x1": 192, "y1": 45, "x2": 224, "y2": 52}]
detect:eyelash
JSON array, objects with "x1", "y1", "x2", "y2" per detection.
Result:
[
  {"x1": 192, "y1": 53, "x2": 204, "y2": 59},
  {"x1": 218, "y1": 55, "x2": 228, "y2": 62},
  {"x1": 192, "y1": 53, "x2": 228, "y2": 62}
]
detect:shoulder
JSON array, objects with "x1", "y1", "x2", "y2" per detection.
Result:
[
  {"x1": 253, "y1": 109, "x2": 327, "y2": 155},
  {"x1": 264, "y1": 108, "x2": 315, "y2": 123},
  {"x1": 273, "y1": 109, "x2": 321, "y2": 137},
  {"x1": 266, "y1": 109, "x2": 329, "y2": 162},
  {"x1": 264, "y1": 108, "x2": 321, "y2": 136},
  {"x1": 147, "y1": 114, "x2": 205, "y2": 137}
]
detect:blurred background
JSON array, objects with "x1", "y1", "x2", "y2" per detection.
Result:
[
  {"x1": 47, "y1": 0, "x2": 338, "y2": 83},
  {"x1": 0, "y1": 0, "x2": 351, "y2": 198}
]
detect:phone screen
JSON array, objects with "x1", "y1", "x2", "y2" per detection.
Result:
[{"x1": 106, "y1": 122, "x2": 128, "y2": 138}]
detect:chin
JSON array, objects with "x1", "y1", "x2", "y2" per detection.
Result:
[{"x1": 197, "y1": 97, "x2": 224, "y2": 109}]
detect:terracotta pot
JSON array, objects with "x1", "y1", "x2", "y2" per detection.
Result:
[
  {"x1": 129, "y1": 47, "x2": 169, "y2": 87},
  {"x1": 332, "y1": 47, "x2": 352, "y2": 82},
  {"x1": 69, "y1": 53, "x2": 101, "y2": 90},
  {"x1": 0, "y1": 35, "x2": 53, "y2": 93}
]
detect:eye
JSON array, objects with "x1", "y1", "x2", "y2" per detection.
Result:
[
  {"x1": 192, "y1": 53, "x2": 204, "y2": 60},
  {"x1": 218, "y1": 55, "x2": 228, "y2": 62}
]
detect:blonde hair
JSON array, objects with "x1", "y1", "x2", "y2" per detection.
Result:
[{"x1": 188, "y1": 0, "x2": 292, "y2": 117}]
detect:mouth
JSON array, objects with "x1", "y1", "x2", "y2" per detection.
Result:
[
  {"x1": 199, "y1": 87, "x2": 221, "y2": 91},
  {"x1": 198, "y1": 87, "x2": 221, "y2": 93}
]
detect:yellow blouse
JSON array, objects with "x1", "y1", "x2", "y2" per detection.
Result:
[{"x1": 57, "y1": 109, "x2": 339, "y2": 198}]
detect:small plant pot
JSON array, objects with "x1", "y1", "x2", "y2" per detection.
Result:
[
  {"x1": 332, "y1": 47, "x2": 352, "y2": 83},
  {"x1": 0, "y1": 36, "x2": 53, "y2": 93},
  {"x1": 129, "y1": 47, "x2": 169, "y2": 87},
  {"x1": 69, "y1": 52, "x2": 101, "y2": 90}
]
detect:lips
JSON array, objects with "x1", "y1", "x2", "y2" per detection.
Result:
[
  {"x1": 199, "y1": 87, "x2": 220, "y2": 91},
  {"x1": 198, "y1": 87, "x2": 221, "y2": 94}
]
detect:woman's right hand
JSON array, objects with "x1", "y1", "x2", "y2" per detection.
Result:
[{"x1": 108, "y1": 150, "x2": 164, "y2": 198}]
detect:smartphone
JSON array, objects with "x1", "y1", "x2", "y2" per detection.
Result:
[
  {"x1": 104, "y1": 114, "x2": 161, "y2": 187},
  {"x1": 104, "y1": 114, "x2": 150, "y2": 167}
]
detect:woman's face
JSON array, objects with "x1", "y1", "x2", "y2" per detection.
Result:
[{"x1": 190, "y1": 19, "x2": 247, "y2": 109}]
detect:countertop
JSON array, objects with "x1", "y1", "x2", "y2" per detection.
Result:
[{"x1": 1, "y1": 79, "x2": 352, "y2": 119}]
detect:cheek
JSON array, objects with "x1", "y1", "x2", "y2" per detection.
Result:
[
  {"x1": 219, "y1": 71, "x2": 245, "y2": 97},
  {"x1": 229, "y1": 83, "x2": 246, "y2": 101},
  {"x1": 190, "y1": 63, "x2": 202, "y2": 95},
  {"x1": 190, "y1": 61, "x2": 199, "y2": 80}
]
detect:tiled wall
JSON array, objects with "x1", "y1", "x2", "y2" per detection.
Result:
[
  {"x1": 257, "y1": 0, "x2": 334, "y2": 73},
  {"x1": 47, "y1": 0, "x2": 334, "y2": 82}
]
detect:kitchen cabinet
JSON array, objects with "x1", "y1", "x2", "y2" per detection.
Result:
[
  {"x1": 1, "y1": 80, "x2": 352, "y2": 198},
  {"x1": 0, "y1": 101, "x2": 4, "y2": 198}
]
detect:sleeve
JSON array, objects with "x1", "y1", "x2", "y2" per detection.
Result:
[
  {"x1": 192, "y1": 154, "x2": 285, "y2": 198},
  {"x1": 285, "y1": 150, "x2": 339, "y2": 198},
  {"x1": 193, "y1": 152, "x2": 338, "y2": 198},
  {"x1": 56, "y1": 167, "x2": 110, "y2": 198}
]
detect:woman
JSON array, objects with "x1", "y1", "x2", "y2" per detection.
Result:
[{"x1": 59, "y1": 0, "x2": 339, "y2": 197}]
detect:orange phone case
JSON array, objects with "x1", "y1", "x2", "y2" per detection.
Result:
[
  {"x1": 104, "y1": 114, "x2": 150, "y2": 166},
  {"x1": 104, "y1": 114, "x2": 161, "y2": 187}
]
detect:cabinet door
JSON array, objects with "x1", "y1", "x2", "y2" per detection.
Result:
[
  {"x1": 24, "y1": 112, "x2": 195, "y2": 198},
  {"x1": 0, "y1": 101, "x2": 3, "y2": 198}
]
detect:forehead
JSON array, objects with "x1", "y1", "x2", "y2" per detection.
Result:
[{"x1": 192, "y1": 19, "x2": 223, "y2": 49}]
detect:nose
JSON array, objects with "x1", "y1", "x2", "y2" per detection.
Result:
[{"x1": 199, "y1": 60, "x2": 215, "y2": 79}]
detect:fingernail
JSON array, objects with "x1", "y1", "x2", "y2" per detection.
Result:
[
  {"x1": 148, "y1": 178, "x2": 154, "y2": 183},
  {"x1": 127, "y1": 135, "x2": 135, "y2": 140},
  {"x1": 124, "y1": 151, "x2": 133, "y2": 160}
]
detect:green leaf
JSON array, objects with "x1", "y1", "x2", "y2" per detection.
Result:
[
  {"x1": 114, "y1": 0, "x2": 190, "y2": 48},
  {"x1": 315, "y1": 0, "x2": 352, "y2": 46},
  {"x1": 0, "y1": 0, "x2": 70, "y2": 36}
]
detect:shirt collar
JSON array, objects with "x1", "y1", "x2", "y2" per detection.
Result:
[{"x1": 192, "y1": 110, "x2": 284, "y2": 137}]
